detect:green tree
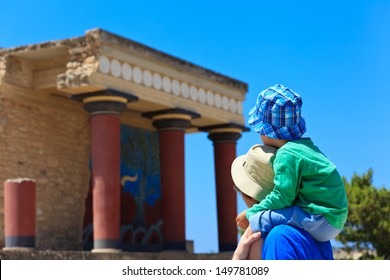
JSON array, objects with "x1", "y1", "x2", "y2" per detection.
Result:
[{"x1": 337, "y1": 169, "x2": 390, "y2": 259}]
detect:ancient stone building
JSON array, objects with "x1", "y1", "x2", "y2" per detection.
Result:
[{"x1": 0, "y1": 29, "x2": 248, "y2": 253}]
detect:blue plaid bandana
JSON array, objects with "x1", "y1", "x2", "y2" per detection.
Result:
[{"x1": 248, "y1": 84, "x2": 306, "y2": 140}]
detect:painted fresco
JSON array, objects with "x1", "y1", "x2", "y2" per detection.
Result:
[{"x1": 83, "y1": 125, "x2": 162, "y2": 251}]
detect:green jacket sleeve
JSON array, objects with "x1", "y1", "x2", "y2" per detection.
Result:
[{"x1": 246, "y1": 150, "x2": 301, "y2": 218}]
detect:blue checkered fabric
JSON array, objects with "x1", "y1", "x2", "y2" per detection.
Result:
[{"x1": 248, "y1": 84, "x2": 306, "y2": 140}]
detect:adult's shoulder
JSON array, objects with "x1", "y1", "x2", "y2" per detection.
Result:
[{"x1": 262, "y1": 225, "x2": 334, "y2": 260}]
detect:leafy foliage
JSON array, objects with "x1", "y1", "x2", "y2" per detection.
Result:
[{"x1": 337, "y1": 169, "x2": 390, "y2": 259}]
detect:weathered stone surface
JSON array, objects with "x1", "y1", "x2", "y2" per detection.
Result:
[
  {"x1": 0, "y1": 86, "x2": 90, "y2": 250},
  {"x1": 0, "y1": 250, "x2": 233, "y2": 260}
]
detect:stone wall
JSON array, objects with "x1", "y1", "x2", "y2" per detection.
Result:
[{"x1": 0, "y1": 84, "x2": 90, "y2": 250}]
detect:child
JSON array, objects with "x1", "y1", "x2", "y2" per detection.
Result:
[{"x1": 235, "y1": 84, "x2": 348, "y2": 259}]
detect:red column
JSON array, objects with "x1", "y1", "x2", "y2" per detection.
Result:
[
  {"x1": 4, "y1": 178, "x2": 36, "y2": 250},
  {"x1": 83, "y1": 96, "x2": 127, "y2": 252},
  {"x1": 152, "y1": 114, "x2": 191, "y2": 250},
  {"x1": 208, "y1": 129, "x2": 241, "y2": 252}
]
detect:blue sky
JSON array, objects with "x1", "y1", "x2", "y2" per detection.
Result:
[{"x1": 1, "y1": 1, "x2": 389, "y2": 253}]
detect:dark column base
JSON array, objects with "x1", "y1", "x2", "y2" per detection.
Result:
[
  {"x1": 5, "y1": 236, "x2": 35, "y2": 248},
  {"x1": 163, "y1": 241, "x2": 187, "y2": 251},
  {"x1": 93, "y1": 239, "x2": 121, "y2": 250},
  {"x1": 219, "y1": 242, "x2": 237, "y2": 252}
]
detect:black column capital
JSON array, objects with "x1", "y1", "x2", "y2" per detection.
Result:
[
  {"x1": 207, "y1": 130, "x2": 242, "y2": 144},
  {"x1": 83, "y1": 96, "x2": 128, "y2": 115},
  {"x1": 152, "y1": 114, "x2": 192, "y2": 131},
  {"x1": 143, "y1": 108, "x2": 199, "y2": 131},
  {"x1": 71, "y1": 88, "x2": 138, "y2": 115},
  {"x1": 203, "y1": 124, "x2": 248, "y2": 144}
]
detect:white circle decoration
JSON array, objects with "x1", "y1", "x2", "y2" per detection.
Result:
[
  {"x1": 198, "y1": 88, "x2": 206, "y2": 104},
  {"x1": 122, "y1": 63, "x2": 132, "y2": 81},
  {"x1": 162, "y1": 76, "x2": 171, "y2": 93},
  {"x1": 133, "y1": 67, "x2": 143, "y2": 84},
  {"x1": 207, "y1": 91, "x2": 214, "y2": 106},
  {"x1": 190, "y1": 85, "x2": 198, "y2": 101},
  {"x1": 98, "y1": 56, "x2": 110, "y2": 74},
  {"x1": 181, "y1": 82, "x2": 190, "y2": 98},
  {"x1": 172, "y1": 79, "x2": 181, "y2": 96},
  {"x1": 110, "y1": 59, "x2": 121, "y2": 77},
  {"x1": 143, "y1": 69, "x2": 152, "y2": 87},
  {"x1": 230, "y1": 98, "x2": 237, "y2": 113},
  {"x1": 237, "y1": 101, "x2": 243, "y2": 114},
  {"x1": 222, "y1": 96, "x2": 230, "y2": 110},
  {"x1": 214, "y1": 93, "x2": 222, "y2": 108},
  {"x1": 153, "y1": 73, "x2": 162, "y2": 90}
]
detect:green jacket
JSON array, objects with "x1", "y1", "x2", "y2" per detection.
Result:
[{"x1": 246, "y1": 138, "x2": 348, "y2": 229}]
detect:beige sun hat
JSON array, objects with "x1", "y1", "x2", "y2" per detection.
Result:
[{"x1": 231, "y1": 144, "x2": 276, "y2": 202}]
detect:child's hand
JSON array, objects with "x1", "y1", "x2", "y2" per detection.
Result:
[{"x1": 236, "y1": 210, "x2": 249, "y2": 229}]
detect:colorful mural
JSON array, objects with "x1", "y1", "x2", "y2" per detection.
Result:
[{"x1": 83, "y1": 125, "x2": 162, "y2": 251}]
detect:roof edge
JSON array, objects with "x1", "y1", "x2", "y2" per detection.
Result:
[{"x1": 86, "y1": 28, "x2": 248, "y2": 92}]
